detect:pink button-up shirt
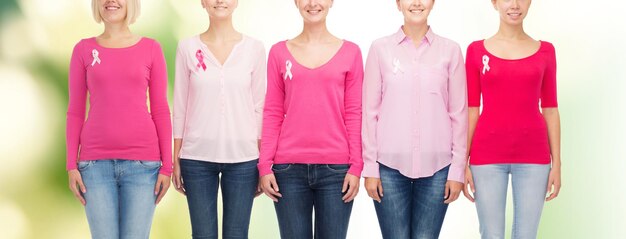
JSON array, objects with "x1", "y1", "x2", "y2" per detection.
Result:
[{"x1": 362, "y1": 27, "x2": 468, "y2": 182}]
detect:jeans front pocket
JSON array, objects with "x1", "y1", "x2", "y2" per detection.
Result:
[
  {"x1": 271, "y1": 164, "x2": 293, "y2": 173},
  {"x1": 325, "y1": 164, "x2": 350, "y2": 173},
  {"x1": 78, "y1": 160, "x2": 95, "y2": 171},
  {"x1": 136, "y1": 160, "x2": 161, "y2": 169}
]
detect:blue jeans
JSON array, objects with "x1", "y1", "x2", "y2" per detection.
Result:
[
  {"x1": 470, "y1": 164, "x2": 551, "y2": 239},
  {"x1": 272, "y1": 164, "x2": 353, "y2": 239},
  {"x1": 78, "y1": 159, "x2": 160, "y2": 239},
  {"x1": 180, "y1": 159, "x2": 259, "y2": 239},
  {"x1": 374, "y1": 164, "x2": 450, "y2": 239}
]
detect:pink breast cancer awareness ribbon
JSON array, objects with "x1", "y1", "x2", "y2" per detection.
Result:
[
  {"x1": 196, "y1": 50, "x2": 207, "y2": 71},
  {"x1": 284, "y1": 60, "x2": 293, "y2": 80},
  {"x1": 91, "y1": 49, "x2": 101, "y2": 66},
  {"x1": 482, "y1": 55, "x2": 490, "y2": 74},
  {"x1": 392, "y1": 58, "x2": 401, "y2": 74}
]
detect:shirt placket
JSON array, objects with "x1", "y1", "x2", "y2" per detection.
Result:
[{"x1": 411, "y1": 40, "x2": 427, "y2": 176}]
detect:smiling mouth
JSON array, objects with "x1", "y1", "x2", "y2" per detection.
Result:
[
  {"x1": 409, "y1": 9, "x2": 424, "y2": 14},
  {"x1": 307, "y1": 9, "x2": 322, "y2": 14},
  {"x1": 507, "y1": 13, "x2": 522, "y2": 17},
  {"x1": 104, "y1": 6, "x2": 121, "y2": 10},
  {"x1": 214, "y1": 6, "x2": 228, "y2": 9}
]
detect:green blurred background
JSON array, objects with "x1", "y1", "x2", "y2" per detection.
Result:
[{"x1": 1, "y1": 0, "x2": 625, "y2": 238}]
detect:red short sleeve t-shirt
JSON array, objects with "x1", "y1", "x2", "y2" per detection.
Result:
[{"x1": 466, "y1": 40, "x2": 558, "y2": 165}]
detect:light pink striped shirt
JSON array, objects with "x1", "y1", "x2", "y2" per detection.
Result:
[{"x1": 362, "y1": 27, "x2": 468, "y2": 182}]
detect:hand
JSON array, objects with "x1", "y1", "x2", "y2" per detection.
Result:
[
  {"x1": 364, "y1": 177, "x2": 383, "y2": 203},
  {"x1": 444, "y1": 180, "x2": 463, "y2": 204},
  {"x1": 172, "y1": 160, "x2": 185, "y2": 195},
  {"x1": 155, "y1": 174, "x2": 171, "y2": 204},
  {"x1": 545, "y1": 167, "x2": 561, "y2": 201},
  {"x1": 342, "y1": 173, "x2": 360, "y2": 203},
  {"x1": 259, "y1": 174, "x2": 282, "y2": 202},
  {"x1": 68, "y1": 169, "x2": 87, "y2": 205},
  {"x1": 255, "y1": 182, "x2": 263, "y2": 198},
  {"x1": 462, "y1": 166, "x2": 476, "y2": 202}
]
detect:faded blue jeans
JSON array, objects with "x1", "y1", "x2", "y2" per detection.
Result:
[
  {"x1": 79, "y1": 159, "x2": 160, "y2": 239},
  {"x1": 470, "y1": 164, "x2": 551, "y2": 239}
]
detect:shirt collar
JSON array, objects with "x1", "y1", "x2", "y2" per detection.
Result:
[{"x1": 393, "y1": 26, "x2": 437, "y2": 46}]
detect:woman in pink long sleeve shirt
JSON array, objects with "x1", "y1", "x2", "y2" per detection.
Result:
[
  {"x1": 257, "y1": 0, "x2": 364, "y2": 238},
  {"x1": 362, "y1": 0, "x2": 468, "y2": 238},
  {"x1": 66, "y1": 1, "x2": 171, "y2": 238}
]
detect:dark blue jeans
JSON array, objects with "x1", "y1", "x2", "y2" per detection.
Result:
[
  {"x1": 272, "y1": 164, "x2": 353, "y2": 239},
  {"x1": 374, "y1": 164, "x2": 450, "y2": 239},
  {"x1": 180, "y1": 159, "x2": 259, "y2": 239}
]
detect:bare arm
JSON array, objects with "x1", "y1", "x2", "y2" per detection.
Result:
[
  {"x1": 172, "y1": 138, "x2": 185, "y2": 195},
  {"x1": 542, "y1": 107, "x2": 561, "y2": 201},
  {"x1": 467, "y1": 107, "x2": 480, "y2": 159},
  {"x1": 463, "y1": 107, "x2": 480, "y2": 202}
]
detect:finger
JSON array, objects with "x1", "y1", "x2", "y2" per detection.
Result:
[
  {"x1": 342, "y1": 178, "x2": 349, "y2": 193},
  {"x1": 342, "y1": 186, "x2": 351, "y2": 201},
  {"x1": 173, "y1": 177, "x2": 186, "y2": 195},
  {"x1": 342, "y1": 180, "x2": 356, "y2": 201},
  {"x1": 71, "y1": 184, "x2": 86, "y2": 205},
  {"x1": 444, "y1": 183, "x2": 450, "y2": 200},
  {"x1": 270, "y1": 181, "x2": 282, "y2": 198},
  {"x1": 254, "y1": 186, "x2": 263, "y2": 198},
  {"x1": 77, "y1": 178, "x2": 87, "y2": 194},
  {"x1": 156, "y1": 182, "x2": 169, "y2": 204},
  {"x1": 545, "y1": 180, "x2": 554, "y2": 197},
  {"x1": 347, "y1": 187, "x2": 359, "y2": 203},
  {"x1": 154, "y1": 179, "x2": 162, "y2": 196},
  {"x1": 468, "y1": 177, "x2": 476, "y2": 193},
  {"x1": 175, "y1": 182, "x2": 186, "y2": 195},
  {"x1": 463, "y1": 183, "x2": 475, "y2": 202},
  {"x1": 271, "y1": 179, "x2": 280, "y2": 193},
  {"x1": 378, "y1": 182, "x2": 384, "y2": 197},
  {"x1": 546, "y1": 184, "x2": 561, "y2": 201},
  {"x1": 445, "y1": 191, "x2": 460, "y2": 204},
  {"x1": 342, "y1": 183, "x2": 354, "y2": 201},
  {"x1": 372, "y1": 193, "x2": 381, "y2": 203},
  {"x1": 264, "y1": 191, "x2": 278, "y2": 202},
  {"x1": 344, "y1": 184, "x2": 358, "y2": 203},
  {"x1": 261, "y1": 185, "x2": 279, "y2": 202},
  {"x1": 173, "y1": 176, "x2": 180, "y2": 189},
  {"x1": 366, "y1": 188, "x2": 379, "y2": 202},
  {"x1": 262, "y1": 182, "x2": 282, "y2": 200}
]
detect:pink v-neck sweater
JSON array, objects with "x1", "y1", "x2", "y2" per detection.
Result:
[{"x1": 258, "y1": 40, "x2": 364, "y2": 177}]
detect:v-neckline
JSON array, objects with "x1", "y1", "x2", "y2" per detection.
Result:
[
  {"x1": 283, "y1": 40, "x2": 346, "y2": 70},
  {"x1": 197, "y1": 35, "x2": 245, "y2": 67}
]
